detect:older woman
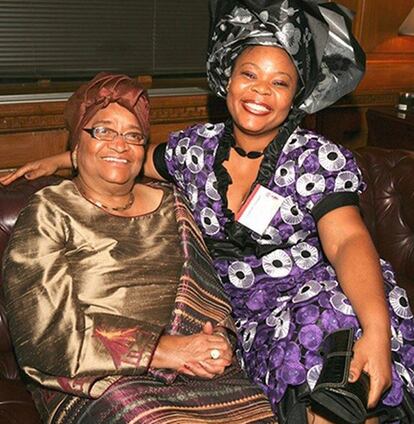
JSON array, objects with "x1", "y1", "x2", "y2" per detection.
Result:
[
  {"x1": 3, "y1": 1, "x2": 414, "y2": 423},
  {"x1": 2, "y1": 73, "x2": 276, "y2": 423}
]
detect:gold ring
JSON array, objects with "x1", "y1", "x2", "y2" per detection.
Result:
[{"x1": 210, "y1": 348, "x2": 220, "y2": 360}]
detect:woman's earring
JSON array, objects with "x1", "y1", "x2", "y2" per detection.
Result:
[{"x1": 71, "y1": 151, "x2": 78, "y2": 170}]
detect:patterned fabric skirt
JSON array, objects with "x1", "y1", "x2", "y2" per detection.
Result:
[
  {"x1": 225, "y1": 259, "x2": 414, "y2": 423},
  {"x1": 33, "y1": 366, "x2": 277, "y2": 424}
]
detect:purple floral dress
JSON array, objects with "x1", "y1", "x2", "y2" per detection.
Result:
[{"x1": 163, "y1": 121, "x2": 414, "y2": 415}]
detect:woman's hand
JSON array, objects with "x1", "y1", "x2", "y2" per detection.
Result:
[
  {"x1": 349, "y1": 329, "x2": 392, "y2": 409},
  {"x1": 0, "y1": 152, "x2": 70, "y2": 186},
  {"x1": 152, "y1": 322, "x2": 233, "y2": 379},
  {"x1": 318, "y1": 206, "x2": 392, "y2": 407},
  {"x1": 177, "y1": 322, "x2": 233, "y2": 378}
]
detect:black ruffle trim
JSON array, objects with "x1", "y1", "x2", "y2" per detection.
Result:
[
  {"x1": 213, "y1": 119, "x2": 234, "y2": 221},
  {"x1": 207, "y1": 110, "x2": 306, "y2": 260},
  {"x1": 256, "y1": 107, "x2": 306, "y2": 186}
]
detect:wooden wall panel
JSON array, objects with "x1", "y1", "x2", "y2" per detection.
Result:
[
  {"x1": 337, "y1": 0, "x2": 414, "y2": 94},
  {"x1": 338, "y1": 0, "x2": 414, "y2": 52},
  {"x1": 322, "y1": 0, "x2": 414, "y2": 147},
  {"x1": 1, "y1": 0, "x2": 414, "y2": 173},
  {"x1": 0, "y1": 129, "x2": 68, "y2": 171},
  {"x1": 357, "y1": 60, "x2": 414, "y2": 92}
]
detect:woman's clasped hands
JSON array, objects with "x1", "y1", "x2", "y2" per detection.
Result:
[{"x1": 152, "y1": 321, "x2": 233, "y2": 379}]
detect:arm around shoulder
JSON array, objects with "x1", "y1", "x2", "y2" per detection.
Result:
[{"x1": 0, "y1": 151, "x2": 72, "y2": 185}]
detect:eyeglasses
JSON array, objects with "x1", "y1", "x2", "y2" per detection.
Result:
[{"x1": 83, "y1": 127, "x2": 146, "y2": 146}]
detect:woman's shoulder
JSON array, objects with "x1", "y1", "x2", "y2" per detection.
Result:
[
  {"x1": 143, "y1": 180, "x2": 173, "y2": 193},
  {"x1": 24, "y1": 179, "x2": 74, "y2": 209},
  {"x1": 134, "y1": 181, "x2": 173, "y2": 211},
  {"x1": 167, "y1": 122, "x2": 226, "y2": 144},
  {"x1": 143, "y1": 181, "x2": 193, "y2": 208},
  {"x1": 282, "y1": 127, "x2": 355, "y2": 160},
  {"x1": 12, "y1": 180, "x2": 74, "y2": 231}
]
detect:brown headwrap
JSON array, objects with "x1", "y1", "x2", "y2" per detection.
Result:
[{"x1": 64, "y1": 72, "x2": 150, "y2": 150}]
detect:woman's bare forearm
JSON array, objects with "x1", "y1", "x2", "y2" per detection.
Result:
[
  {"x1": 331, "y1": 232, "x2": 390, "y2": 334},
  {"x1": 0, "y1": 151, "x2": 72, "y2": 185}
]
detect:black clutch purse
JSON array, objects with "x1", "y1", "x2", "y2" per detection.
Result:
[{"x1": 309, "y1": 328, "x2": 370, "y2": 424}]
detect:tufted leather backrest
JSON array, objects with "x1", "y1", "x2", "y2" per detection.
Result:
[
  {"x1": 355, "y1": 147, "x2": 414, "y2": 297},
  {"x1": 0, "y1": 147, "x2": 413, "y2": 382},
  {"x1": 0, "y1": 176, "x2": 62, "y2": 379}
]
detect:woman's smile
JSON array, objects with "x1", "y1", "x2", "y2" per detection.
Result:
[
  {"x1": 241, "y1": 99, "x2": 273, "y2": 115},
  {"x1": 101, "y1": 155, "x2": 130, "y2": 164}
]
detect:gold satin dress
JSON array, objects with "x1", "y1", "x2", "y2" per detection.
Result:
[{"x1": 3, "y1": 180, "x2": 276, "y2": 423}]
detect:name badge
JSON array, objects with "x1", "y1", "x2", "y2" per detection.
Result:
[{"x1": 236, "y1": 185, "x2": 284, "y2": 235}]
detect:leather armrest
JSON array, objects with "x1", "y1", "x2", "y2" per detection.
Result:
[{"x1": 0, "y1": 379, "x2": 40, "y2": 424}]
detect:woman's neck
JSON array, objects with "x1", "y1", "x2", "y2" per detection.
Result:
[
  {"x1": 74, "y1": 176, "x2": 135, "y2": 212},
  {"x1": 232, "y1": 125, "x2": 279, "y2": 153}
]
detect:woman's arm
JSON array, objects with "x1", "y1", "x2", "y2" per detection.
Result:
[
  {"x1": 144, "y1": 143, "x2": 166, "y2": 180},
  {"x1": 3, "y1": 199, "x2": 166, "y2": 396},
  {"x1": 3, "y1": 195, "x2": 231, "y2": 397},
  {"x1": 317, "y1": 205, "x2": 392, "y2": 408},
  {"x1": 0, "y1": 151, "x2": 71, "y2": 185},
  {"x1": 0, "y1": 142, "x2": 167, "y2": 185}
]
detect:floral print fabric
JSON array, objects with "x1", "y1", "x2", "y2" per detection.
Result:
[{"x1": 165, "y1": 121, "x2": 414, "y2": 415}]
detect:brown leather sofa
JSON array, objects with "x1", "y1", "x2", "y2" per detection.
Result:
[{"x1": 0, "y1": 147, "x2": 413, "y2": 423}]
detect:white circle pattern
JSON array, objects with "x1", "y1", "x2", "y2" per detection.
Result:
[
  {"x1": 274, "y1": 160, "x2": 296, "y2": 187},
  {"x1": 200, "y1": 207, "x2": 220, "y2": 235},
  {"x1": 175, "y1": 137, "x2": 190, "y2": 164},
  {"x1": 330, "y1": 293, "x2": 355, "y2": 316},
  {"x1": 242, "y1": 321, "x2": 258, "y2": 352},
  {"x1": 291, "y1": 242, "x2": 319, "y2": 270},
  {"x1": 266, "y1": 302, "x2": 288, "y2": 327},
  {"x1": 253, "y1": 226, "x2": 282, "y2": 246},
  {"x1": 281, "y1": 196, "x2": 304, "y2": 225},
  {"x1": 205, "y1": 172, "x2": 221, "y2": 201},
  {"x1": 165, "y1": 145, "x2": 173, "y2": 161},
  {"x1": 283, "y1": 134, "x2": 308, "y2": 153},
  {"x1": 391, "y1": 326, "x2": 403, "y2": 352},
  {"x1": 389, "y1": 287, "x2": 413, "y2": 319},
  {"x1": 395, "y1": 362, "x2": 414, "y2": 394},
  {"x1": 196, "y1": 122, "x2": 225, "y2": 138},
  {"x1": 262, "y1": 249, "x2": 293, "y2": 278},
  {"x1": 287, "y1": 230, "x2": 310, "y2": 246},
  {"x1": 318, "y1": 144, "x2": 346, "y2": 172},
  {"x1": 186, "y1": 145, "x2": 205, "y2": 174},
  {"x1": 273, "y1": 309, "x2": 291, "y2": 340},
  {"x1": 292, "y1": 280, "x2": 323, "y2": 303},
  {"x1": 334, "y1": 171, "x2": 359, "y2": 192},
  {"x1": 307, "y1": 364, "x2": 323, "y2": 391},
  {"x1": 296, "y1": 173, "x2": 326, "y2": 197},
  {"x1": 187, "y1": 183, "x2": 198, "y2": 210},
  {"x1": 228, "y1": 261, "x2": 255, "y2": 289},
  {"x1": 298, "y1": 149, "x2": 313, "y2": 167}
]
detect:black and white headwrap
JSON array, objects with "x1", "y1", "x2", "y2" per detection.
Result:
[{"x1": 207, "y1": 0, "x2": 365, "y2": 114}]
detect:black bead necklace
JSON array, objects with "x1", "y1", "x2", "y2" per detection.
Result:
[{"x1": 232, "y1": 145, "x2": 264, "y2": 159}]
